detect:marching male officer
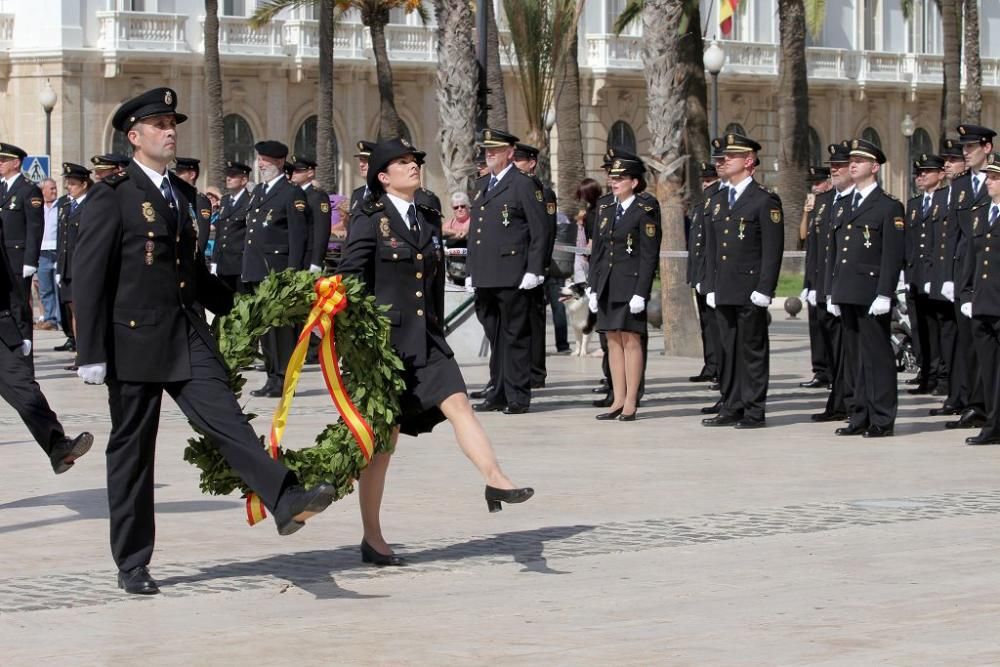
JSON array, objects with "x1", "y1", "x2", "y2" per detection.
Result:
[
  {"x1": 702, "y1": 133, "x2": 784, "y2": 429},
  {"x1": 173, "y1": 157, "x2": 213, "y2": 257},
  {"x1": 826, "y1": 139, "x2": 905, "y2": 438},
  {"x1": 468, "y1": 128, "x2": 550, "y2": 414},
  {"x1": 800, "y1": 165, "x2": 834, "y2": 389},
  {"x1": 350, "y1": 140, "x2": 376, "y2": 212},
  {"x1": 288, "y1": 155, "x2": 332, "y2": 273},
  {"x1": 210, "y1": 160, "x2": 253, "y2": 292},
  {"x1": 241, "y1": 140, "x2": 309, "y2": 398},
  {"x1": 687, "y1": 159, "x2": 723, "y2": 385},
  {"x1": 73, "y1": 87, "x2": 336, "y2": 595},
  {"x1": 0, "y1": 142, "x2": 44, "y2": 344}
]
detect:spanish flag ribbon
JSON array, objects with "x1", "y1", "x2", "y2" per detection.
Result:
[{"x1": 245, "y1": 275, "x2": 376, "y2": 525}]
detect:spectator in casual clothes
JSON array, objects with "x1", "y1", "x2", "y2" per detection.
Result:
[
  {"x1": 574, "y1": 178, "x2": 603, "y2": 284},
  {"x1": 37, "y1": 178, "x2": 60, "y2": 331},
  {"x1": 442, "y1": 192, "x2": 471, "y2": 239}
]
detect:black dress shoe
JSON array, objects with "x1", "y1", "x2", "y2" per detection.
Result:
[
  {"x1": 253, "y1": 363, "x2": 267, "y2": 372},
  {"x1": 618, "y1": 411, "x2": 638, "y2": 422},
  {"x1": 64, "y1": 364, "x2": 78, "y2": 371},
  {"x1": 360, "y1": 540, "x2": 408, "y2": 566},
  {"x1": 595, "y1": 408, "x2": 623, "y2": 420},
  {"x1": 929, "y1": 404, "x2": 963, "y2": 416},
  {"x1": 53, "y1": 339, "x2": 76, "y2": 352},
  {"x1": 485, "y1": 485, "x2": 534, "y2": 512},
  {"x1": 250, "y1": 383, "x2": 281, "y2": 398},
  {"x1": 799, "y1": 376, "x2": 830, "y2": 389},
  {"x1": 50, "y1": 432, "x2": 94, "y2": 474},
  {"x1": 503, "y1": 403, "x2": 529, "y2": 415},
  {"x1": 702, "y1": 414, "x2": 740, "y2": 426},
  {"x1": 835, "y1": 423, "x2": 868, "y2": 436},
  {"x1": 734, "y1": 418, "x2": 765, "y2": 429},
  {"x1": 862, "y1": 424, "x2": 894, "y2": 438},
  {"x1": 811, "y1": 411, "x2": 846, "y2": 422},
  {"x1": 592, "y1": 395, "x2": 614, "y2": 408},
  {"x1": 592, "y1": 385, "x2": 609, "y2": 394},
  {"x1": 906, "y1": 386, "x2": 931, "y2": 395},
  {"x1": 966, "y1": 434, "x2": 1000, "y2": 446},
  {"x1": 945, "y1": 409, "x2": 986, "y2": 430},
  {"x1": 474, "y1": 399, "x2": 506, "y2": 412},
  {"x1": 700, "y1": 400, "x2": 722, "y2": 415},
  {"x1": 469, "y1": 384, "x2": 495, "y2": 399},
  {"x1": 530, "y1": 380, "x2": 546, "y2": 389},
  {"x1": 708, "y1": 382, "x2": 721, "y2": 391},
  {"x1": 118, "y1": 566, "x2": 159, "y2": 595},
  {"x1": 689, "y1": 372, "x2": 714, "y2": 382},
  {"x1": 273, "y1": 484, "x2": 337, "y2": 536},
  {"x1": 931, "y1": 385, "x2": 948, "y2": 396}
]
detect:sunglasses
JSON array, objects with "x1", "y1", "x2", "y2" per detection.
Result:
[{"x1": 452, "y1": 204, "x2": 468, "y2": 210}]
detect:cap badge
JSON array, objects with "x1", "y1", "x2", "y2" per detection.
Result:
[
  {"x1": 164, "y1": 90, "x2": 173, "y2": 105},
  {"x1": 727, "y1": 134, "x2": 734, "y2": 144},
  {"x1": 484, "y1": 130, "x2": 492, "y2": 141},
  {"x1": 959, "y1": 126, "x2": 966, "y2": 135}
]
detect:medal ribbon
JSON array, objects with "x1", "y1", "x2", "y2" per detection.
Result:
[{"x1": 245, "y1": 275, "x2": 376, "y2": 525}]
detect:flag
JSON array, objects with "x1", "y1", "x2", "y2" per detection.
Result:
[{"x1": 720, "y1": 0, "x2": 740, "y2": 37}]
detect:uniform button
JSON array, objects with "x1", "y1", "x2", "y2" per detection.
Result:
[
  {"x1": 415, "y1": 272, "x2": 423, "y2": 279},
  {"x1": 255, "y1": 208, "x2": 260, "y2": 212},
  {"x1": 511, "y1": 250, "x2": 516, "y2": 255},
  {"x1": 129, "y1": 320, "x2": 136, "y2": 328},
  {"x1": 843, "y1": 247, "x2": 848, "y2": 252},
  {"x1": 416, "y1": 291, "x2": 423, "y2": 297},
  {"x1": 844, "y1": 236, "x2": 850, "y2": 240},
  {"x1": 722, "y1": 242, "x2": 727, "y2": 247},
  {"x1": 392, "y1": 253, "x2": 398, "y2": 259},
  {"x1": 175, "y1": 236, "x2": 180, "y2": 242},
  {"x1": 987, "y1": 247, "x2": 991, "y2": 251},
  {"x1": 984, "y1": 274, "x2": 989, "y2": 279},
  {"x1": 249, "y1": 229, "x2": 254, "y2": 233},
  {"x1": 480, "y1": 206, "x2": 485, "y2": 211},
  {"x1": 248, "y1": 240, "x2": 252, "y2": 245},
  {"x1": 921, "y1": 233, "x2": 925, "y2": 238},
  {"x1": 724, "y1": 229, "x2": 729, "y2": 234},
  {"x1": 477, "y1": 228, "x2": 482, "y2": 233},
  {"x1": 179, "y1": 281, "x2": 186, "y2": 288},
  {"x1": 847, "y1": 224, "x2": 852, "y2": 229},
  {"x1": 842, "y1": 259, "x2": 847, "y2": 263},
  {"x1": 147, "y1": 231, "x2": 154, "y2": 238},
  {"x1": 176, "y1": 259, "x2": 180, "y2": 265},
  {"x1": 416, "y1": 253, "x2": 423, "y2": 260},
  {"x1": 476, "y1": 240, "x2": 481, "y2": 245},
  {"x1": 609, "y1": 262, "x2": 613, "y2": 267},
  {"x1": 274, "y1": 251, "x2": 279, "y2": 254},
  {"x1": 721, "y1": 255, "x2": 727, "y2": 261},
  {"x1": 416, "y1": 309, "x2": 424, "y2": 316}
]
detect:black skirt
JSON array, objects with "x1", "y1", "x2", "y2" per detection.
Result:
[
  {"x1": 596, "y1": 292, "x2": 647, "y2": 334},
  {"x1": 58, "y1": 279, "x2": 72, "y2": 303},
  {"x1": 398, "y1": 342, "x2": 467, "y2": 436}
]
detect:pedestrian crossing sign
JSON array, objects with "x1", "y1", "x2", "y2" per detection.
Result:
[{"x1": 22, "y1": 155, "x2": 50, "y2": 184}]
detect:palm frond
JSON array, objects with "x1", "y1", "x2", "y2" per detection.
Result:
[
  {"x1": 250, "y1": 0, "x2": 316, "y2": 28},
  {"x1": 612, "y1": 0, "x2": 643, "y2": 35},
  {"x1": 803, "y1": 0, "x2": 827, "y2": 40}
]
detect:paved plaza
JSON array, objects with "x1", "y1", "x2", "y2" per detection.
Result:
[{"x1": 3, "y1": 309, "x2": 1000, "y2": 665}]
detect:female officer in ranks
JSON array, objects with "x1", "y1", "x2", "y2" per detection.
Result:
[
  {"x1": 56, "y1": 163, "x2": 93, "y2": 370},
  {"x1": 338, "y1": 138, "x2": 534, "y2": 566},
  {"x1": 587, "y1": 157, "x2": 661, "y2": 421}
]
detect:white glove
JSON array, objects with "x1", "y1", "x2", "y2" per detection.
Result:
[
  {"x1": 941, "y1": 281, "x2": 955, "y2": 302},
  {"x1": 628, "y1": 295, "x2": 645, "y2": 314},
  {"x1": 309, "y1": 264, "x2": 323, "y2": 274},
  {"x1": 20, "y1": 340, "x2": 31, "y2": 356},
  {"x1": 210, "y1": 263, "x2": 218, "y2": 275},
  {"x1": 923, "y1": 282, "x2": 930, "y2": 295},
  {"x1": 961, "y1": 302, "x2": 973, "y2": 318},
  {"x1": 78, "y1": 363, "x2": 107, "y2": 385},
  {"x1": 518, "y1": 272, "x2": 543, "y2": 290},
  {"x1": 868, "y1": 295, "x2": 891, "y2": 316},
  {"x1": 22, "y1": 265, "x2": 36, "y2": 278},
  {"x1": 897, "y1": 273, "x2": 906, "y2": 291},
  {"x1": 706, "y1": 292, "x2": 716, "y2": 309},
  {"x1": 750, "y1": 291, "x2": 771, "y2": 308},
  {"x1": 827, "y1": 302, "x2": 841, "y2": 317},
  {"x1": 807, "y1": 290, "x2": 817, "y2": 307},
  {"x1": 55, "y1": 273, "x2": 61, "y2": 285},
  {"x1": 799, "y1": 288, "x2": 808, "y2": 302},
  {"x1": 695, "y1": 282, "x2": 701, "y2": 294},
  {"x1": 587, "y1": 290, "x2": 598, "y2": 313}
]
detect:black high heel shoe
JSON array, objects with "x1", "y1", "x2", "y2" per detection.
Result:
[
  {"x1": 485, "y1": 485, "x2": 534, "y2": 513},
  {"x1": 595, "y1": 408, "x2": 623, "y2": 421},
  {"x1": 360, "y1": 539, "x2": 408, "y2": 567},
  {"x1": 618, "y1": 411, "x2": 638, "y2": 422}
]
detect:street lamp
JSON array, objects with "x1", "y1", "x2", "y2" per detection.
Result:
[
  {"x1": 704, "y1": 41, "x2": 725, "y2": 138},
  {"x1": 901, "y1": 113, "x2": 915, "y2": 197},
  {"x1": 39, "y1": 80, "x2": 57, "y2": 157}
]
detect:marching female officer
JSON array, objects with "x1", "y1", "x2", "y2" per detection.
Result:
[
  {"x1": 338, "y1": 138, "x2": 534, "y2": 566},
  {"x1": 587, "y1": 157, "x2": 661, "y2": 421}
]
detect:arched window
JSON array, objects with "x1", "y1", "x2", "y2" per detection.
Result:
[
  {"x1": 808, "y1": 126, "x2": 823, "y2": 166},
  {"x1": 607, "y1": 120, "x2": 636, "y2": 153},
  {"x1": 224, "y1": 114, "x2": 255, "y2": 166},
  {"x1": 110, "y1": 130, "x2": 133, "y2": 158},
  {"x1": 724, "y1": 122, "x2": 747, "y2": 137},
  {"x1": 294, "y1": 115, "x2": 340, "y2": 190},
  {"x1": 861, "y1": 126, "x2": 882, "y2": 149}
]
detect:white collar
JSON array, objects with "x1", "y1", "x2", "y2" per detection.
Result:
[
  {"x1": 134, "y1": 157, "x2": 170, "y2": 191},
  {"x1": 729, "y1": 176, "x2": 754, "y2": 201},
  {"x1": 835, "y1": 185, "x2": 855, "y2": 199},
  {"x1": 616, "y1": 194, "x2": 636, "y2": 211},
  {"x1": 300, "y1": 182, "x2": 312, "y2": 192},
  {"x1": 386, "y1": 192, "x2": 416, "y2": 222},
  {"x1": 265, "y1": 174, "x2": 284, "y2": 193},
  {"x1": 854, "y1": 181, "x2": 879, "y2": 204},
  {"x1": 74, "y1": 194, "x2": 87, "y2": 205},
  {"x1": 490, "y1": 163, "x2": 515, "y2": 183},
  {"x1": 2, "y1": 172, "x2": 21, "y2": 188},
  {"x1": 230, "y1": 189, "x2": 245, "y2": 204}
]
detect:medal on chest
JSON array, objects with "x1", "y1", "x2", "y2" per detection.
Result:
[
  {"x1": 144, "y1": 240, "x2": 154, "y2": 266},
  {"x1": 142, "y1": 202, "x2": 156, "y2": 223},
  {"x1": 737, "y1": 220, "x2": 745, "y2": 241},
  {"x1": 501, "y1": 204, "x2": 510, "y2": 227},
  {"x1": 625, "y1": 233, "x2": 634, "y2": 255},
  {"x1": 7, "y1": 195, "x2": 15, "y2": 210},
  {"x1": 863, "y1": 225, "x2": 872, "y2": 249},
  {"x1": 379, "y1": 217, "x2": 391, "y2": 239}
]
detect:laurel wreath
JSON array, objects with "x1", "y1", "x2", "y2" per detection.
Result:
[{"x1": 182, "y1": 270, "x2": 406, "y2": 503}]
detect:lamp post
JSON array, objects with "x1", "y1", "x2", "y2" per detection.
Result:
[
  {"x1": 39, "y1": 80, "x2": 57, "y2": 158},
  {"x1": 704, "y1": 41, "x2": 725, "y2": 138},
  {"x1": 901, "y1": 113, "x2": 915, "y2": 197}
]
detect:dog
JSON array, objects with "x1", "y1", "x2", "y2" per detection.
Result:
[{"x1": 560, "y1": 281, "x2": 598, "y2": 356}]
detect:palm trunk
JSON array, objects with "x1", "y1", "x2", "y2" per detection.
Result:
[
  {"x1": 641, "y1": 0, "x2": 700, "y2": 358},
  {"x1": 555, "y1": 33, "x2": 584, "y2": 215},
  {"x1": 963, "y1": 0, "x2": 982, "y2": 124},
  {"x1": 316, "y1": 1, "x2": 337, "y2": 190},
  {"x1": 777, "y1": 0, "x2": 810, "y2": 251},
  {"x1": 434, "y1": 0, "x2": 479, "y2": 196},
  {"x1": 368, "y1": 17, "x2": 404, "y2": 140},
  {"x1": 204, "y1": 0, "x2": 225, "y2": 190},
  {"x1": 679, "y1": 2, "x2": 710, "y2": 203},
  {"x1": 486, "y1": 0, "x2": 508, "y2": 129},
  {"x1": 940, "y1": 0, "x2": 961, "y2": 142}
]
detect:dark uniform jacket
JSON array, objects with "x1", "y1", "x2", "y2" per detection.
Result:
[
  {"x1": 240, "y1": 178, "x2": 309, "y2": 283},
  {"x1": 904, "y1": 191, "x2": 937, "y2": 289},
  {"x1": 56, "y1": 194, "x2": 87, "y2": 291},
  {"x1": 349, "y1": 184, "x2": 369, "y2": 214},
  {"x1": 803, "y1": 189, "x2": 836, "y2": 297},
  {"x1": 211, "y1": 188, "x2": 253, "y2": 276},
  {"x1": 0, "y1": 220, "x2": 28, "y2": 345},
  {"x1": 338, "y1": 194, "x2": 450, "y2": 368},
  {"x1": 589, "y1": 196, "x2": 661, "y2": 303},
  {"x1": 302, "y1": 184, "x2": 332, "y2": 268},
  {"x1": 0, "y1": 174, "x2": 44, "y2": 271},
  {"x1": 960, "y1": 198, "x2": 1000, "y2": 315},
  {"x1": 704, "y1": 179, "x2": 785, "y2": 306},
  {"x1": 687, "y1": 181, "x2": 722, "y2": 289},
  {"x1": 953, "y1": 173, "x2": 990, "y2": 299},
  {"x1": 928, "y1": 185, "x2": 959, "y2": 300},
  {"x1": 195, "y1": 192, "x2": 213, "y2": 257},
  {"x1": 73, "y1": 161, "x2": 235, "y2": 383},
  {"x1": 828, "y1": 185, "x2": 905, "y2": 306},
  {"x1": 467, "y1": 167, "x2": 550, "y2": 289}
]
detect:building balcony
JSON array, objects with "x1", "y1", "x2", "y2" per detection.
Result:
[
  {"x1": 96, "y1": 11, "x2": 189, "y2": 53},
  {"x1": 201, "y1": 16, "x2": 285, "y2": 57},
  {"x1": 0, "y1": 13, "x2": 14, "y2": 50},
  {"x1": 281, "y1": 19, "x2": 436, "y2": 64}
]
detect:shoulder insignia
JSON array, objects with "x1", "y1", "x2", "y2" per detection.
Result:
[
  {"x1": 894, "y1": 217, "x2": 905, "y2": 230},
  {"x1": 546, "y1": 202, "x2": 556, "y2": 215},
  {"x1": 645, "y1": 223, "x2": 656, "y2": 238},
  {"x1": 361, "y1": 200, "x2": 381, "y2": 215},
  {"x1": 103, "y1": 173, "x2": 130, "y2": 188},
  {"x1": 642, "y1": 204, "x2": 654, "y2": 212},
  {"x1": 30, "y1": 197, "x2": 42, "y2": 208},
  {"x1": 598, "y1": 202, "x2": 612, "y2": 212},
  {"x1": 320, "y1": 202, "x2": 330, "y2": 213},
  {"x1": 200, "y1": 208, "x2": 211, "y2": 219},
  {"x1": 535, "y1": 190, "x2": 543, "y2": 202},
  {"x1": 294, "y1": 199, "x2": 306, "y2": 212},
  {"x1": 770, "y1": 209, "x2": 782, "y2": 224}
]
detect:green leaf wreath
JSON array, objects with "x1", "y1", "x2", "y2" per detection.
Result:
[{"x1": 182, "y1": 269, "x2": 406, "y2": 503}]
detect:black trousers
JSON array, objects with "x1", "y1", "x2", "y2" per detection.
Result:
[
  {"x1": 245, "y1": 280, "x2": 295, "y2": 387},
  {"x1": 807, "y1": 303, "x2": 830, "y2": 381},
  {"x1": 841, "y1": 304, "x2": 896, "y2": 429},
  {"x1": 952, "y1": 303, "x2": 986, "y2": 415},
  {"x1": 972, "y1": 316, "x2": 1000, "y2": 440},
  {"x1": 475, "y1": 294, "x2": 499, "y2": 389},
  {"x1": 477, "y1": 287, "x2": 532, "y2": 406},
  {"x1": 695, "y1": 290, "x2": 720, "y2": 377},
  {"x1": 716, "y1": 303, "x2": 769, "y2": 421},
  {"x1": 528, "y1": 284, "x2": 546, "y2": 385},
  {"x1": 929, "y1": 297, "x2": 956, "y2": 399},
  {"x1": 218, "y1": 273, "x2": 245, "y2": 294},
  {"x1": 0, "y1": 342, "x2": 66, "y2": 458},
  {"x1": 909, "y1": 291, "x2": 940, "y2": 387},
  {"x1": 819, "y1": 303, "x2": 850, "y2": 415},
  {"x1": 105, "y1": 326, "x2": 293, "y2": 572}
]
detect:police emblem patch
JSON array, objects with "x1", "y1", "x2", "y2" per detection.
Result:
[
  {"x1": 30, "y1": 197, "x2": 42, "y2": 208},
  {"x1": 546, "y1": 202, "x2": 556, "y2": 215},
  {"x1": 294, "y1": 200, "x2": 306, "y2": 212},
  {"x1": 535, "y1": 190, "x2": 543, "y2": 202},
  {"x1": 142, "y1": 202, "x2": 156, "y2": 222},
  {"x1": 379, "y1": 217, "x2": 391, "y2": 237},
  {"x1": 200, "y1": 208, "x2": 211, "y2": 219},
  {"x1": 320, "y1": 202, "x2": 330, "y2": 213},
  {"x1": 770, "y1": 209, "x2": 782, "y2": 224},
  {"x1": 645, "y1": 223, "x2": 656, "y2": 238},
  {"x1": 894, "y1": 217, "x2": 905, "y2": 230},
  {"x1": 164, "y1": 90, "x2": 173, "y2": 105}
]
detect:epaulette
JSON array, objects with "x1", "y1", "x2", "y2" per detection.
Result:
[
  {"x1": 102, "y1": 173, "x2": 129, "y2": 188},
  {"x1": 597, "y1": 201, "x2": 613, "y2": 212},
  {"x1": 416, "y1": 202, "x2": 441, "y2": 218},
  {"x1": 883, "y1": 192, "x2": 899, "y2": 202},
  {"x1": 361, "y1": 198, "x2": 384, "y2": 215},
  {"x1": 642, "y1": 204, "x2": 654, "y2": 212},
  {"x1": 970, "y1": 201, "x2": 989, "y2": 211},
  {"x1": 907, "y1": 193, "x2": 923, "y2": 205}
]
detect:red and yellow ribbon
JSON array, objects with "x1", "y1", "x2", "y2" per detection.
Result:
[{"x1": 245, "y1": 275, "x2": 376, "y2": 525}]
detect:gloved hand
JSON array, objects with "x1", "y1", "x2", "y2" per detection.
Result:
[
  {"x1": 807, "y1": 290, "x2": 817, "y2": 307},
  {"x1": 799, "y1": 288, "x2": 808, "y2": 302},
  {"x1": 750, "y1": 291, "x2": 771, "y2": 308},
  {"x1": 941, "y1": 281, "x2": 955, "y2": 302},
  {"x1": 78, "y1": 363, "x2": 107, "y2": 385},
  {"x1": 695, "y1": 282, "x2": 701, "y2": 294},
  {"x1": 464, "y1": 275, "x2": 475, "y2": 294},
  {"x1": 55, "y1": 274, "x2": 61, "y2": 285},
  {"x1": 827, "y1": 302, "x2": 841, "y2": 317},
  {"x1": 706, "y1": 292, "x2": 716, "y2": 309},
  {"x1": 309, "y1": 264, "x2": 323, "y2": 274},
  {"x1": 897, "y1": 273, "x2": 906, "y2": 292},
  {"x1": 23, "y1": 265, "x2": 36, "y2": 279},
  {"x1": 518, "y1": 272, "x2": 543, "y2": 290},
  {"x1": 210, "y1": 263, "x2": 218, "y2": 275},
  {"x1": 587, "y1": 289, "x2": 598, "y2": 314},
  {"x1": 868, "y1": 295, "x2": 891, "y2": 316},
  {"x1": 961, "y1": 302, "x2": 973, "y2": 319},
  {"x1": 923, "y1": 282, "x2": 931, "y2": 295},
  {"x1": 20, "y1": 340, "x2": 31, "y2": 356},
  {"x1": 628, "y1": 295, "x2": 645, "y2": 314}
]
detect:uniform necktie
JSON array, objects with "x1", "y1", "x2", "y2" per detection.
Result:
[
  {"x1": 160, "y1": 178, "x2": 175, "y2": 207},
  {"x1": 70, "y1": 198, "x2": 79, "y2": 214},
  {"x1": 0, "y1": 181, "x2": 7, "y2": 200},
  {"x1": 728, "y1": 187, "x2": 736, "y2": 208},
  {"x1": 922, "y1": 194, "x2": 931, "y2": 217},
  {"x1": 615, "y1": 203, "x2": 625, "y2": 227},
  {"x1": 973, "y1": 174, "x2": 982, "y2": 196},
  {"x1": 407, "y1": 203, "x2": 419, "y2": 237},
  {"x1": 991, "y1": 204, "x2": 999, "y2": 228},
  {"x1": 487, "y1": 175, "x2": 498, "y2": 192},
  {"x1": 852, "y1": 191, "x2": 861, "y2": 212}
]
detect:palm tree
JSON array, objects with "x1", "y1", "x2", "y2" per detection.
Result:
[
  {"x1": 777, "y1": 0, "x2": 810, "y2": 250},
  {"x1": 963, "y1": 0, "x2": 982, "y2": 123},
  {"x1": 897, "y1": 0, "x2": 960, "y2": 142},
  {"x1": 485, "y1": 0, "x2": 508, "y2": 129},
  {"x1": 316, "y1": 1, "x2": 337, "y2": 190},
  {"x1": 432, "y1": 0, "x2": 478, "y2": 196},
  {"x1": 554, "y1": 23, "x2": 585, "y2": 213},
  {"x1": 204, "y1": 0, "x2": 226, "y2": 190}
]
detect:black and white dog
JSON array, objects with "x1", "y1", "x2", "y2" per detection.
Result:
[{"x1": 559, "y1": 282, "x2": 598, "y2": 356}]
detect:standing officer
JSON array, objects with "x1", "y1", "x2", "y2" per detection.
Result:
[
  {"x1": 687, "y1": 159, "x2": 723, "y2": 385},
  {"x1": 702, "y1": 133, "x2": 784, "y2": 429},
  {"x1": 468, "y1": 128, "x2": 550, "y2": 414},
  {"x1": 288, "y1": 155, "x2": 332, "y2": 273},
  {"x1": 210, "y1": 160, "x2": 253, "y2": 292},
  {"x1": 826, "y1": 139, "x2": 905, "y2": 438},
  {"x1": 55, "y1": 163, "x2": 94, "y2": 371},
  {"x1": 173, "y1": 157, "x2": 213, "y2": 258},
  {"x1": 350, "y1": 140, "x2": 376, "y2": 213},
  {"x1": 91, "y1": 154, "x2": 128, "y2": 181},
  {"x1": 73, "y1": 87, "x2": 336, "y2": 595},
  {"x1": 0, "y1": 143, "x2": 44, "y2": 341},
  {"x1": 800, "y1": 165, "x2": 834, "y2": 389},
  {"x1": 241, "y1": 140, "x2": 309, "y2": 398}
]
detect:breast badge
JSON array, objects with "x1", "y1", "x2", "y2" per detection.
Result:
[
  {"x1": 379, "y1": 217, "x2": 391, "y2": 238},
  {"x1": 142, "y1": 202, "x2": 156, "y2": 222}
]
